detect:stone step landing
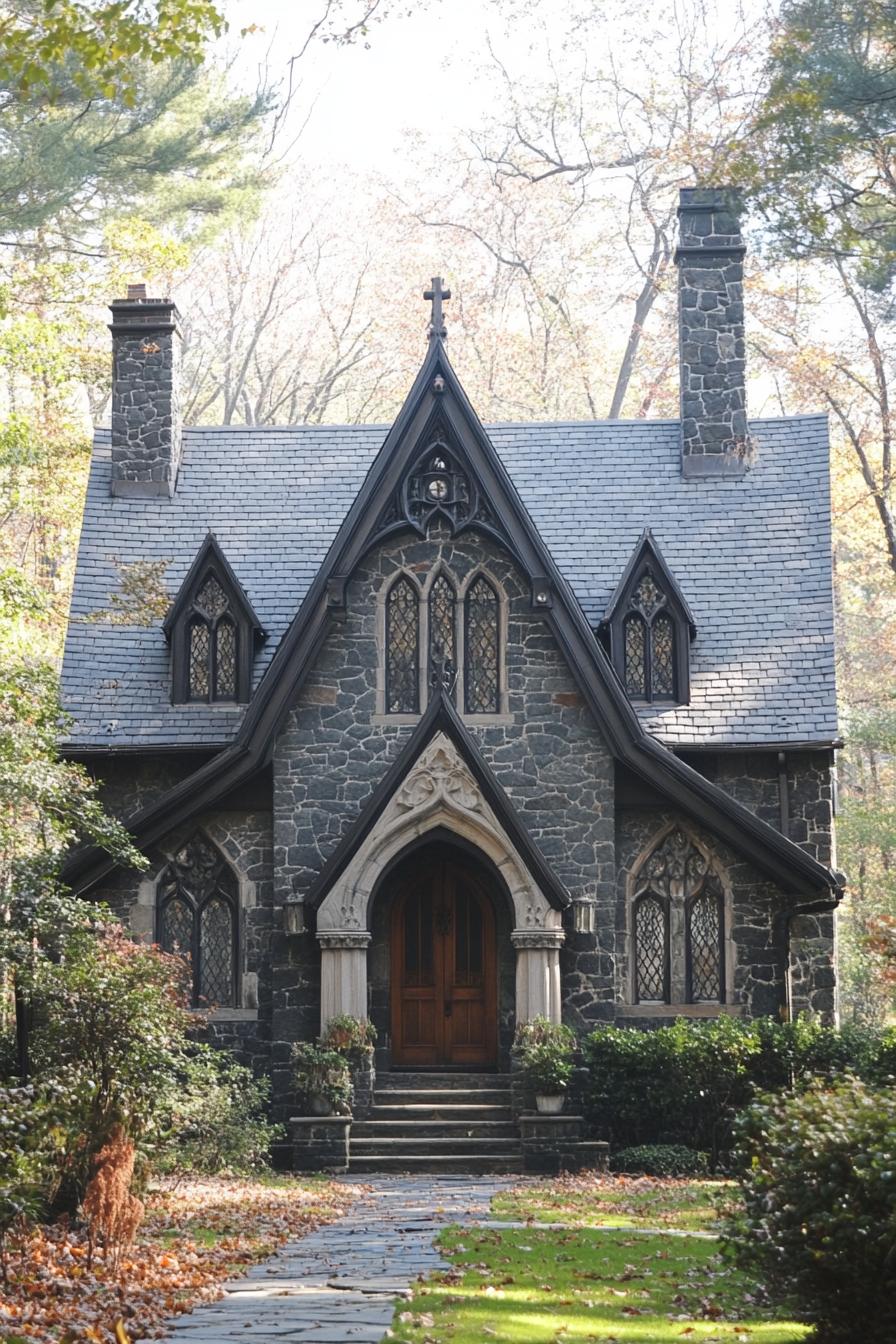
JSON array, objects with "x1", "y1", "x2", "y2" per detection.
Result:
[{"x1": 349, "y1": 1072, "x2": 522, "y2": 1173}]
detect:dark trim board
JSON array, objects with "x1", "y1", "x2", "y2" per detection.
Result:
[{"x1": 64, "y1": 338, "x2": 845, "y2": 905}]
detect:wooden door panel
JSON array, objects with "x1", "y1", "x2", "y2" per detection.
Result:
[{"x1": 391, "y1": 853, "x2": 497, "y2": 1067}]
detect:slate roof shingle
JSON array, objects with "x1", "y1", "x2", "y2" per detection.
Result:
[{"x1": 60, "y1": 414, "x2": 838, "y2": 751}]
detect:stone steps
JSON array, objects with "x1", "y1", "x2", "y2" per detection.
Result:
[
  {"x1": 353, "y1": 1119, "x2": 517, "y2": 1139},
  {"x1": 349, "y1": 1072, "x2": 521, "y2": 1173},
  {"x1": 378, "y1": 1071, "x2": 508, "y2": 1091},
  {"x1": 368, "y1": 1103, "x2": 512, "y2": 1122},
  {"x1": 348, "y1": 1153, "x2": 524, "y2": 1173}
]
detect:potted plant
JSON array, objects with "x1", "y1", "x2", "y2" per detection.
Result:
[
  {"x1": 291, "y1": 1042, "x2": 352, "y2": 1116},
  {"x1": 322, "y1": 1015, "x2": 378, "y2": 1118},
  {"x1": 514, "y1": 1017, "x2": 576, "y2": 1114}
]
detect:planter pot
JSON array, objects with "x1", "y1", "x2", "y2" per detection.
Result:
[
  {"x1": 535, "y1": 1094, "x2": 566, "y2": 1115},
  {"x1": 307, "y1": 1094, "x2": 333, "y2": 1116}
]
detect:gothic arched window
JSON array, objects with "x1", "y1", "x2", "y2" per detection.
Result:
[
  {"x1": 187, "y1": 576, "x2": 238, "y2": 701},
  {"x1": 629, "y1": 826, "x2": 727, "y2": 1006},
  {"x1": 165, "y1": 534, "x2": 263, "y2": 705},
  {"x1": 386, "y1": 576, "x2": 420, "y2": 713},
  {"x1": 157, "y1": 834, "x2": 238, "y2": 1008},
  {"x1": 464, "y1": 576, "x2": 499, "y2": 714},
  {"x1": 428, "y1": 573, "x2": 457, "y2": 693},
  {"x1": 606, "y1": 532, "x2": 694, "y2": 704},
  {"x1": 623, "y1": 573, "x2": 676, "y2": 700}
]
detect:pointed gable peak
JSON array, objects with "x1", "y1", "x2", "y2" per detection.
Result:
[
  {"x1": 605, "y1": 529, "x2": 696, "y2": 635},
  {"x1": 163, "y1": 532, "x2": 264, "y2": 640}
]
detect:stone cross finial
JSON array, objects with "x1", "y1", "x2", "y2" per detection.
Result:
[{"x1": 424, "y1": 276, "x2": 451, "y2": 341}]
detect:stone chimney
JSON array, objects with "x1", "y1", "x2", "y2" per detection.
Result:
[
  {"x1": 108, "y1": 284, "x2": 183, "y2": 497},
  {"x1": 675, "y1": 187, "x2": 748, "y2": 477}
]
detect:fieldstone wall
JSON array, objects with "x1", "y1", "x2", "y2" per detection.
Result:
[
  {"x1": 271, "y1": 525, "x2": 616, "y2": 1078},
  {"x1": 108, "y1": 296, "x2": 183, "y2": 498},
  {"x1": 705, "y1": 750, "x2": 835, "y2": 868},
  {"x1": 675, "y1": 187, "x2": 748, "y2": 473}
]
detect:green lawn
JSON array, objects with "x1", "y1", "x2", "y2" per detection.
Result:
[
  {"x1": 391, "y1": 1179, "x2": 808, "y2": 1344},
  {"x1": 492, "y1": 1174, "x2": 731, "y2": 1233}
]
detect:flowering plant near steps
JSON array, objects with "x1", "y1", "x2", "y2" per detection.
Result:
[
  {"x1": 291, "y1": 1043, "x2": 352, "y2": 1114},
  {"x1": 513, "y1": 1017, "x2": 576, "y2": 1094},
  {"x1": 321, "y1": 1015, "x2": 377, "y2": 1066}
]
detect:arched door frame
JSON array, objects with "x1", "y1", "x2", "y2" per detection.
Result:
[{"x1": 315, "y1": 734, "x2": 564, "y2": 1033}]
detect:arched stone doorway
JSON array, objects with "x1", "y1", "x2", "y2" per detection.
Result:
[
  {"x1": 314, "y1": 732, "x2": 566, "y2": 1044},
  {"x1": 385, "y1": 842, "x2": 499, "y2": 1068}
]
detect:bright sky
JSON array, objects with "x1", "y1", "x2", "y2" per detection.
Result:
[{"x1": 227, "y1": 0, "x2": 559, "y2": 175}]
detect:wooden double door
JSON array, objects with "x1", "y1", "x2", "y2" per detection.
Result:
[{"x1": 390, "y1": 850, "x2": 498, "y2": 1068}]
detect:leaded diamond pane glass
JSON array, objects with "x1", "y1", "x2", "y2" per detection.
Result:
[
  {"x1": 623, "y1": 615, "x2": 646, "y2": 696},
  {"x1": 429, "y1": 575, "x2": 456, "y2": 688},
  {"x1": 189, "y1": 620, "x2": 210, "y2": 699},
  {"x1": 652, "y1": 613, "x2": 675, "y2": 698},
  {"x1": 196, "y1": 575, "x2": 228, "y2": 618},
  {"x1": 160, "y1": 897, "x2": 193, "y2": 965},
  {"x1": 689, "y1": 892, "x2": 722, "y2": 1002},
  {"x1": 386, "y1": 579, "x2": 419, "y2": 713},
  {"x1": 215, "y1": 618, "x2": 237, "y2": 699},
  {"x1": 633, "y1": 572, "x2": 664, "y2": 619},
  {"x1": 635, "y1": 897, "x2": 667, "y2": 1002},
  {"x1": 200, "y1": 897, "x2": 234, "y2": 1007},
  {"x1": 465, "y1": 578, "x2": 499, "y2": 713}
]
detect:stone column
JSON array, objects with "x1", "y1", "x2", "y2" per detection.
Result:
[
  {"x1": 318, "y1": 931, "x2": 371, "y2": 1032},
  {"x1": 512, "y1": 930, "x2": 564, "y2": 1024}
]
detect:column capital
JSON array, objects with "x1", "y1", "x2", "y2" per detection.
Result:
[
  {"x1": 512, "y1": 929, "x2": 565, "y2": 951},
  {"x1": 317, "y1": 930, "x2": 372, "y2": 950}
]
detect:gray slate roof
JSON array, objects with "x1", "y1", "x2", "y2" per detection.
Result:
[{"x1": 60, "y1": 414, "x2": 837, "y2": 751}]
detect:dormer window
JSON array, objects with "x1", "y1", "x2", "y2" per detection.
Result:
[
  {"x1": 165, "y1": 534, "x2": 263, "y2": 705},
  {"x1": 605, "y1": 531, "x2": 695, "y2": 705}
]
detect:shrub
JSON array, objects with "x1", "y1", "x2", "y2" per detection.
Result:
[
  {"x1": 723, "y1": 1076, "x2": 896, "y2": 1342},
  {"x1": 514, "y1": 1017, "x2": 576, "y2": 1095},
  {"x1": 0, "y1": 1083, "x2": 56, "y2": 1282},
  {"x1": 291, "y1": 1042, "x2": 352, "y2": 1114},
  {"x1": 30, "y1": 923, "x2": 193, "y2": 1201},
  {"x1": 83, "y1": 1125, "x2": 144, "y2": 1272},
  {"x1": 152, "y1": 1046, "x2": 283, "y2": 1177},
  {"x1": 583, "y1": 1016, "x2": 896, "y2": 1166},
  {"x1": 610, "y1": 1144, "x2": 709, "y2": 1177},
  {"x1": 322, "y1": 1015, "x2": 377, "y2": 1066}
]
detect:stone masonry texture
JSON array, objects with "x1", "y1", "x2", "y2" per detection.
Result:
[
  {"x1": 109, "y1": 298, "x2": 183, "y2": 495},
  {"x1": 88, "y1": 520, "x2": 838, "y2": 1129},
  {"x1": 676, "y1": 187, "x2": 748, "y2": 462}
]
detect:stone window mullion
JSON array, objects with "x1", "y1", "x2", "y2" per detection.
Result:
[{"x1": 669, "y1": 893, "x2": 688, "y2": 1003}]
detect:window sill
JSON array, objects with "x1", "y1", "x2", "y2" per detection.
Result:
[
  {"x1": 189, "y1": 1007, "x2": 258, "y2": 1022},
  {"x1": 619, "y1": 1003, "x2": 743, "y2": 1018}
]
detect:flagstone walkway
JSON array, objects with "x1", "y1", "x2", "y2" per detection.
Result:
[{"x1": 158, "y1": 1175, "x2": 514, "y2": 1343}]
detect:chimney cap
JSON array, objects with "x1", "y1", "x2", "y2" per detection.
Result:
[{"x1": 126, "y1": 282, "x2": 147, "y2": 301}]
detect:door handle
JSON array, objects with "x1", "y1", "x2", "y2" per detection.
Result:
[{"x1": 444, "y1": 1001, "x2": 452, "y2": 1017}]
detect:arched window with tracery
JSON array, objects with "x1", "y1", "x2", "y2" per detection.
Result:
[
  {"x1": 187, "y1": 575, "x2": 238, "y2": 701},
  {"x1": 166, "y1": 535, "x2": 262, "y2": 705},
  {"x1": 622, "y1": 573, "x2": 676, "y2": 700},
  {"x1": 606, "y1": 532, "x2": 694, "y2": 705},
  {"x1": 630, "y1": 826, "x2": 726, "y2": 1006},
  {"x1": 386, "y1": 576, "x2": 420, "y2": 713},
  {"x1": 464, "y1": 576, "x2": 499, "y2": 714},
  {"x1": 157, "y1": 834, "x2": 238, "y2": 1008}
]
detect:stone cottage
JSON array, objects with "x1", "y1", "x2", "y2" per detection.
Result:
[{"x1": 62, "y1": 188, "x2": 843, "y2": 1171}]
